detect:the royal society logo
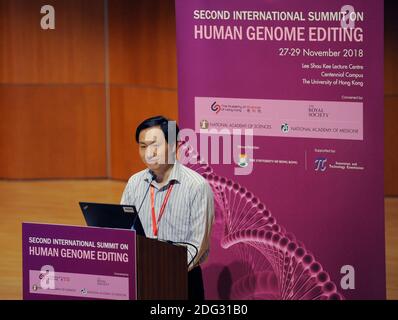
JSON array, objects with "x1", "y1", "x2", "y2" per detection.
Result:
[
  {"x1": 308, "y1": 105, "x2": 329, "y2": 118},
  {"x1": 315, "y1": 158, "x2": 328, "y2": 172},
  {"x1": 211, "y1": 101, "x2": 221, "y2": 114}
]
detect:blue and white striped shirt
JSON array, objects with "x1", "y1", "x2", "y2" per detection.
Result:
[{"x1": 120, "y1": 161, "x2": 214, "y2": 270}]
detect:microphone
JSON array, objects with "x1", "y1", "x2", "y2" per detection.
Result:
[
  {"x1": 131, "y1": 170, "x2": 157, "y2": 231},
  {"x1": 165, "y1": 240, "x2": 198, "y2": 268}
]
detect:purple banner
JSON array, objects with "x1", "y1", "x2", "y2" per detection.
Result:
[
  {"x1": 176, "y1": 0, "x2": 385, "y2": 299},
  {"x1": 23, "y1": 223, "x2": 136, "y2": 300}
]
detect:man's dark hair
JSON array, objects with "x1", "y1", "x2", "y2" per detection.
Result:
[{"x1": 135, "y1": 115, "x2": 180, "y2": 144}]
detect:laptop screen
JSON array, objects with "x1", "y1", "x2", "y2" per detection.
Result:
[{"x1": 79, "y1": 202, "x2": 146, "y2": 237}]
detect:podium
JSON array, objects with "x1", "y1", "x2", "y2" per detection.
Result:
[
  {"x1": 23, "y1": 223, "x2": 187, "y2": 300},
  {"x1": 135, "y1": 235, "x2": 187, "y2": 299}
]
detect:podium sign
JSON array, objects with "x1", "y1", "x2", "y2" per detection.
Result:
[{"x1": 23, "y1": 223, "x2": 137, "y2": 300}]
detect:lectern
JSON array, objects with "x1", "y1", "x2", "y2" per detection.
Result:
[{"x1": 23, "y1": 223, "x2": 187, "y2": 300}]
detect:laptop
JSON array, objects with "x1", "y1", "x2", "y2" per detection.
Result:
[{"x1": 79, "y1": 202, "x2": 146, "y2": 236}]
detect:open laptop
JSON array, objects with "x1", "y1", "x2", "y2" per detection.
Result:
[{"x1": 79, "y1": 202, "x2": 146, "y2": 236}]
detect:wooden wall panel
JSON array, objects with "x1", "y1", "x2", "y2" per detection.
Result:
[
  {"x1": 384, "y1": 1, "x2": 398, "y2": 195},
  {"x1": 0, "y1": 0, "x2": 105, "y2": 84},
  {"x1": 385, "y1": 1, "x2": 398, "y2": 95},
  {"x1": 0, "y1": 85, "x2": 107, "y2": 178},
  {"x1": 108, "y1": 0, "x2": 178, "y2": 181},
  {"x1": 108, "y1": 0, "x2": 177, "y2": 88},
  {"x1": 385, "y1": 35, "x2": 398, "y2": 95},
  {"x1": 385, "y1": 97, "x2": 398, "y2": 196},
  {"x1": 110, "y1": 86, "x2": 178, "y2": 180}
]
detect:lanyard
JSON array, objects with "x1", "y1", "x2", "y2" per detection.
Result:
[{"x1": 150, "y1": 183, "x2": 174, "y2": 237}]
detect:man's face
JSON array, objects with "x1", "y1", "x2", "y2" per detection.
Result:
[{"x1": 138, "y1": 126, "x2": 169, "y2": 171}]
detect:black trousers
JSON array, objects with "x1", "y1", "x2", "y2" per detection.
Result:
[{"x1": 188, "y1": 266, "x2": 204, "y2": 300}]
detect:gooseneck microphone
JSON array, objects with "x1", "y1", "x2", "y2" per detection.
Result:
[
  {"x1": 131, "y1": 170, "x2": 157, "y2": 230},
  {"x1": 166, "y1": 240, "x2": 199, "y2": 268}
]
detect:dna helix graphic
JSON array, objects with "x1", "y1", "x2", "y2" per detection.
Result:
[{"x1": 180, "y1": 147, "x2": 343, "y2": 300}]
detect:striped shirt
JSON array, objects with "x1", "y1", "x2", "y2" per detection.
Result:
[{"x1": 120, "y1": 161, "x2": 214, "y2": 270}]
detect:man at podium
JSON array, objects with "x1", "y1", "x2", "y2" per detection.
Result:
[{"x1": 121, "y1": 115, "x2": 215, "y2": 300}]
